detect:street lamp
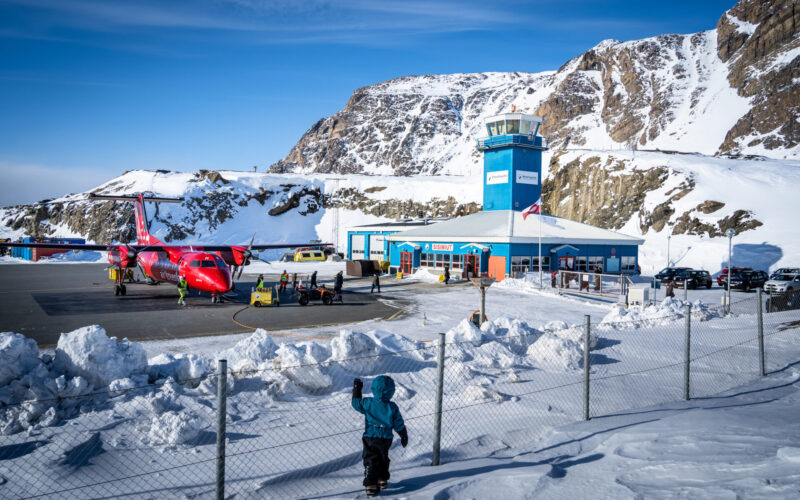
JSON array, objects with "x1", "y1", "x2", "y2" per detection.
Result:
[
  {"x1": 726, "y1": 228, "x2": 735, "y2": 314},
  {"x1": 666, "y1": 233, "x2": 671, "y2": 267}
]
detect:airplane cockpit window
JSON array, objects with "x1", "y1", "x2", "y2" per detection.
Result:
[
  {"x1": 190, "y1": 260, "x2": 201, "y2": 267},
  {"x1": 201, "y1": 261, "x2": 216, "y2": 268}
]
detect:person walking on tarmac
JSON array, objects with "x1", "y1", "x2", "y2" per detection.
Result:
[
  {"x1": 311, "y1": 270, "x2": 318, "y2": 289},
  {"x1": 177, "y1": 276, "x2": 188, "y2": 306},
  {"x1": 279, "y1": 270, "x2": 288, "y2": 293},
  {"x1": 255, "y1": 274, "x2": 265, "y2": 290},
  {"x1": 371, "y1": 272, "x2": 381, "y2": 293},
  {"x1": 665, "y1": 280, "x2": 676, "y2": 298},
  {"x1": 334, "y1": 270, "x2": 344, "y2": 302},
  {"x1": 443, "y1": 266, "x2": 450, "y2": 286}
]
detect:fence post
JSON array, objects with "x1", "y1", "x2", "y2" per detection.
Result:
[
  {"x1": 216, "y1": 359, "x2": 227, "y2": 500},
  {"x1": 684, "y1": 304, "x2": 691, "y2": 400},
  {"x1": 757, "y1": 288, "x2": 765, "y2": 376},
  {"x1": 583, "y1": 315, "x2": 590, "y2": 421},
  {"x1": 432, "y1": 332, "x2": 446, "y2": 466}
]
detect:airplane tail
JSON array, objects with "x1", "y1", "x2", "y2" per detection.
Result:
[{"x1": 88, "y1": 194, "x2": 183, "y2": 245}]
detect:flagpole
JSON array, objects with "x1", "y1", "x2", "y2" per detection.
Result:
[{"x1": 538, "y1": 209, "x2": 543, "y2": 289}]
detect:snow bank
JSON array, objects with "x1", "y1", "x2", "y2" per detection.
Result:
[
  {"x1": 223, "y1": 329, "x2": 278, "y2": 373},
  {"x1": 408, "y1": 268, "x2": 442, "y2": 283},
  {"x1": 526, "y1": 333, "x2": 584, "y2": 371},
  {"x1": 53, "y1": 326, "x2": 148, "y2": 387},
  {"x1": 0, "y1": 332, "x2": 44, "y2": 386},
  {"x1": 330, "y1": 330, "x2": 382, "y2": 373},
  {"x1": 599, "y1": 297, "x2": 722, "y2": 329}
]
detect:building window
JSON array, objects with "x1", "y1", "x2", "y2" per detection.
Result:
[
  {"x1": 576, "y1": 256, "x2": 587, "y2": 272},
  {"x1": 452, "y1": 254, "x2": 463, "y2": 269},
  {"x1": 511, "y1": 256, "x2": 530, "y2": 273},
  {"x1": 352, "y1": 250, "x2": 365, "y2": 259},
  {"x1": 420, "y1": 253, "x2": 434, "y2": 267},
  {"x1": 621, "y1": 256, "x2": 636, "y2": 272},
  {"x1": 589, "y1": 256, "x2": 604, "y2": 273},
  {"x1": 435, "y1": 254, "x2": 451, "y2": 269},
  {"x1": 532, "y1": 256, "x2": 550, "y2": 271}
]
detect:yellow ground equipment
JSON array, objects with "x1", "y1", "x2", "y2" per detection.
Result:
[
  {"x1": 250, "y1": 286, "x2": 280, "y2": 307},
  {"x1": 294, "y1": 249, "x2": 326, "y2": 262},
  {"x1": 108, "y1": 268, "x2": 134, "y2": 281},
  {"x1": 396, "y1": 271, "x2": 403, "y2": 279}
]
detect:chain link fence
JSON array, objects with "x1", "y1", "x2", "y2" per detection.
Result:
[{"x1": 1, "y1": 289, "x2": 799, "y2": 499}]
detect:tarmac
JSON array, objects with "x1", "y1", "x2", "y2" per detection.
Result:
[{"x1": 0, "y1": 263, "x2": 404, "y2": 346}]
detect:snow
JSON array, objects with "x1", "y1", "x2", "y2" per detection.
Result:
[
  {"x1": 0, "y1": 274, "x2": 798, "y2": 497},
  {"x1": 53, "y1": 325, "x2": 148, "y2": 387}
]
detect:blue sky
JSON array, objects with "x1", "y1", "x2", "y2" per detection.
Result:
[{"x1": 0, "y1": 0, "x2": 736, "y2": 205}]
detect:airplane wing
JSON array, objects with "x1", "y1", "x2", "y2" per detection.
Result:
[
  {"x1": 0, "y1": 242, "x2": 112, "y2": 251},
  {"x1": 0, "y1": 242, "x2": 331, "y2": 252}
]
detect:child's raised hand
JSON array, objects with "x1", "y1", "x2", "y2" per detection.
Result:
[{"x1": 353, "y1": 378, "x2": 363, "y2": 390}]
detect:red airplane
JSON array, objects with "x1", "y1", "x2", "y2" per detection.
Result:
[{"x1": 1, "y1": 194, "x2": 330, "y2": 302}]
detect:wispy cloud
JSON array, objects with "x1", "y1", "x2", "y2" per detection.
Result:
[{"x1": 1, "y1": 0, "x2": 534, "y2": 46}]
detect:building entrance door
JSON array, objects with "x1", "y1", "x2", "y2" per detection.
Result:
[
  {"x1": 559, "y1": 256, "x2": 575, "y2": 270},
  {"x1": 400, "y1": 252, "x2": 413, "y2": 274},
  {"x1": 464, "y1": 254, "x2": 479, "y2": 278},
  {"x1": 488, "y1": 256, "x2": 506, "y2": 282}
]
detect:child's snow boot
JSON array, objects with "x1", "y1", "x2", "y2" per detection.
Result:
[
  {"x1": 365, "y1": 484, "x2": 380, "y2": 497},
  {"x1": 378, "y1": 480, "x2": 388, "y2": 489}
]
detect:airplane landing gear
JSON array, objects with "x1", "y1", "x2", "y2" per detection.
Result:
[
  {"x1": 115, "y1": 284, "x2": 127, "y2": 296},
  {"x1": 212, "y1": 294, "x2": 222, "y2": 303}
]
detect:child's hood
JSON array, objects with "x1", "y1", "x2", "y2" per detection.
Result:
[{"x1": 371, "y1": 375, "x2": 395, "y2": 402}]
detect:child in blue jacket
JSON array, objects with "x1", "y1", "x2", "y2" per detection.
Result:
[{"x1": 352, "y1": 376, "x2": 408, "y2": 497}]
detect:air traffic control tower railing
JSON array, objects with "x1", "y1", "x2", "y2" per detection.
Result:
[{"x1": 476, "y1": 112, "x2": 550, "y2": 151}]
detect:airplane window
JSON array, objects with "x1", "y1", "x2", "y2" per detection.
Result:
[
  {"x1": 190, "y1": 260, "x2": 201, "y2": 267},
  {"x1": 201, "y1": 261, "x2": 216, "y2": 268}
]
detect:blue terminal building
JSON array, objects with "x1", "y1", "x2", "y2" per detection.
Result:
[{"x1": 347, "y1": 112, "x2": 643, "y2": 281}]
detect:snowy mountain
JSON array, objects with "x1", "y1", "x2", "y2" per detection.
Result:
[
  {"x1": 270, "y1": 0, "x2": 799, "y2": 176},
  {"x1": 1, "y1": 0, "x2": 798, "y2": 273}
]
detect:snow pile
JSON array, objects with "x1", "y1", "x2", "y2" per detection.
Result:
[
  {"x1": 223, "y1": 329, "x2": 278, "y2": 373},
  {"x1": 494, "y1": 274, "x2": 551, "y2": 293},
  {"x1": 330, "y1": 330, "x2": 382, "y2": 373},
  {"x1": 599, "y1": 297, "x2": 723, "y2": 329},
  {"x1": 407, "y1": 268, "x2": 442, "y2": 283},
  {"x1": 44, "y1": 250, "x2": 104, "y2": 263},
  {"x1": 0, "y1": 332, "x2": 45, "y2": 386},
  {"x1": 53, "y1": 325, "x2": 148, "y2": 387},
  {"x1": 462, "y1": 385, "x2": 511, "y2": 403},
  {"x1": 526, "y1": 333, "x2": 584, "y2": 371},
  {"x1": 147, "y1": 353, "x2": 214, "y2": 386},
  {"x1": 272, "y1": 342, "x2": 333, "y2": 393},
  {"x1": 147, "y1": 411, "x2": 204, "y2": 446}
]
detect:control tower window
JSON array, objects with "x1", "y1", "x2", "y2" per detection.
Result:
[
  {"x1": 487, "y1": 121, "x2": 498, "y2": 136},
  {"x1": 496, "y1": 120, "x2": 506, "y2": 134},
  {"x1": 520, "y1": 120, "x2": 531, "y2": 135},
  {"x1": 506, "y1": 119, "x2": 520, "y2": 134}
]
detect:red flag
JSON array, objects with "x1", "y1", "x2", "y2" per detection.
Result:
[{"x1": 522, "y1": 197, "x2": 542, "y2": 220}]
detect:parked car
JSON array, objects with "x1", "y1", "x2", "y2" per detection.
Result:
[
  {"x1": 728, "y1": 270, "x2": 769, "y2": 291},
  {"x1": 655, "y1": 267, "x2": 691, "y2": 283},
  {"x1": 764, "y1": 273, "x2": 800, "y2": 294},
  {"x1": 770, "y1": 267, "x2": 800, "y2": 280},
  {"x1": 717, "y1": 266, "x2": 753, "y2": 286},
  {"x1": 674, "y1": 269, "x2": 713, "y2": 289}
]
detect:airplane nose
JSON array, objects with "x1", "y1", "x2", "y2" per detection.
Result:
[{"x1": 212, "y1": 270, "x2": 232, "y2": 293}]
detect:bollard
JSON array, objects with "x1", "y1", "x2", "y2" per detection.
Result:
[
  {"x1": 757, "y1": 288, "x2": 765, "y2": 376},
  {"x1": 432, "y1": 332, "x2": 446, "y2": 466},
  {"x1": 684, "y1": 304, "x2": 691, "y2": 400},
  {"x1": 583, "y1": 315, "x2": 591, "y2": 421},
  {"x1": 479, "y1": 286, "x2": 487, "y2": 326},
  {"x1": 216, "y1": 359, "x2": 227, "y2": 500}
]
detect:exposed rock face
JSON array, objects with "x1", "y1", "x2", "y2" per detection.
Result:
[
  {"x1": 270, "y1": 0, "x2": 798, "y2": 179},
  {"x1": 717, "y1": 0, "x2": 800, "y2": 154}
]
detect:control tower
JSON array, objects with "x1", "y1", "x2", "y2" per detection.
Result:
[{"x1": 476, "y1": 113, "x2": 549, "y2": 211}]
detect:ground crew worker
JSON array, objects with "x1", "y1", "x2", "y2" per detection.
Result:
[
  {"x1": 178, "y1": 276, "x2": 188, "y2": 306},
  {"x1": 311, "y1": 270, "x2": 318, "y2": 289},
  {"x1": 443, "y1": 266, "x2": 450, "y2": 286},
  {"x1": 334, "y1": 271, "x2": 344, "y2": 302},
  {"x1": 279, "y1": 270, "x2": 289, "y2": 293},
  {"x1": 371, "y1": 272, "x2": 380, "y2": 293},
  {"x1": 255, "y1": 274, "x2": 265, "y2": 290}
]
